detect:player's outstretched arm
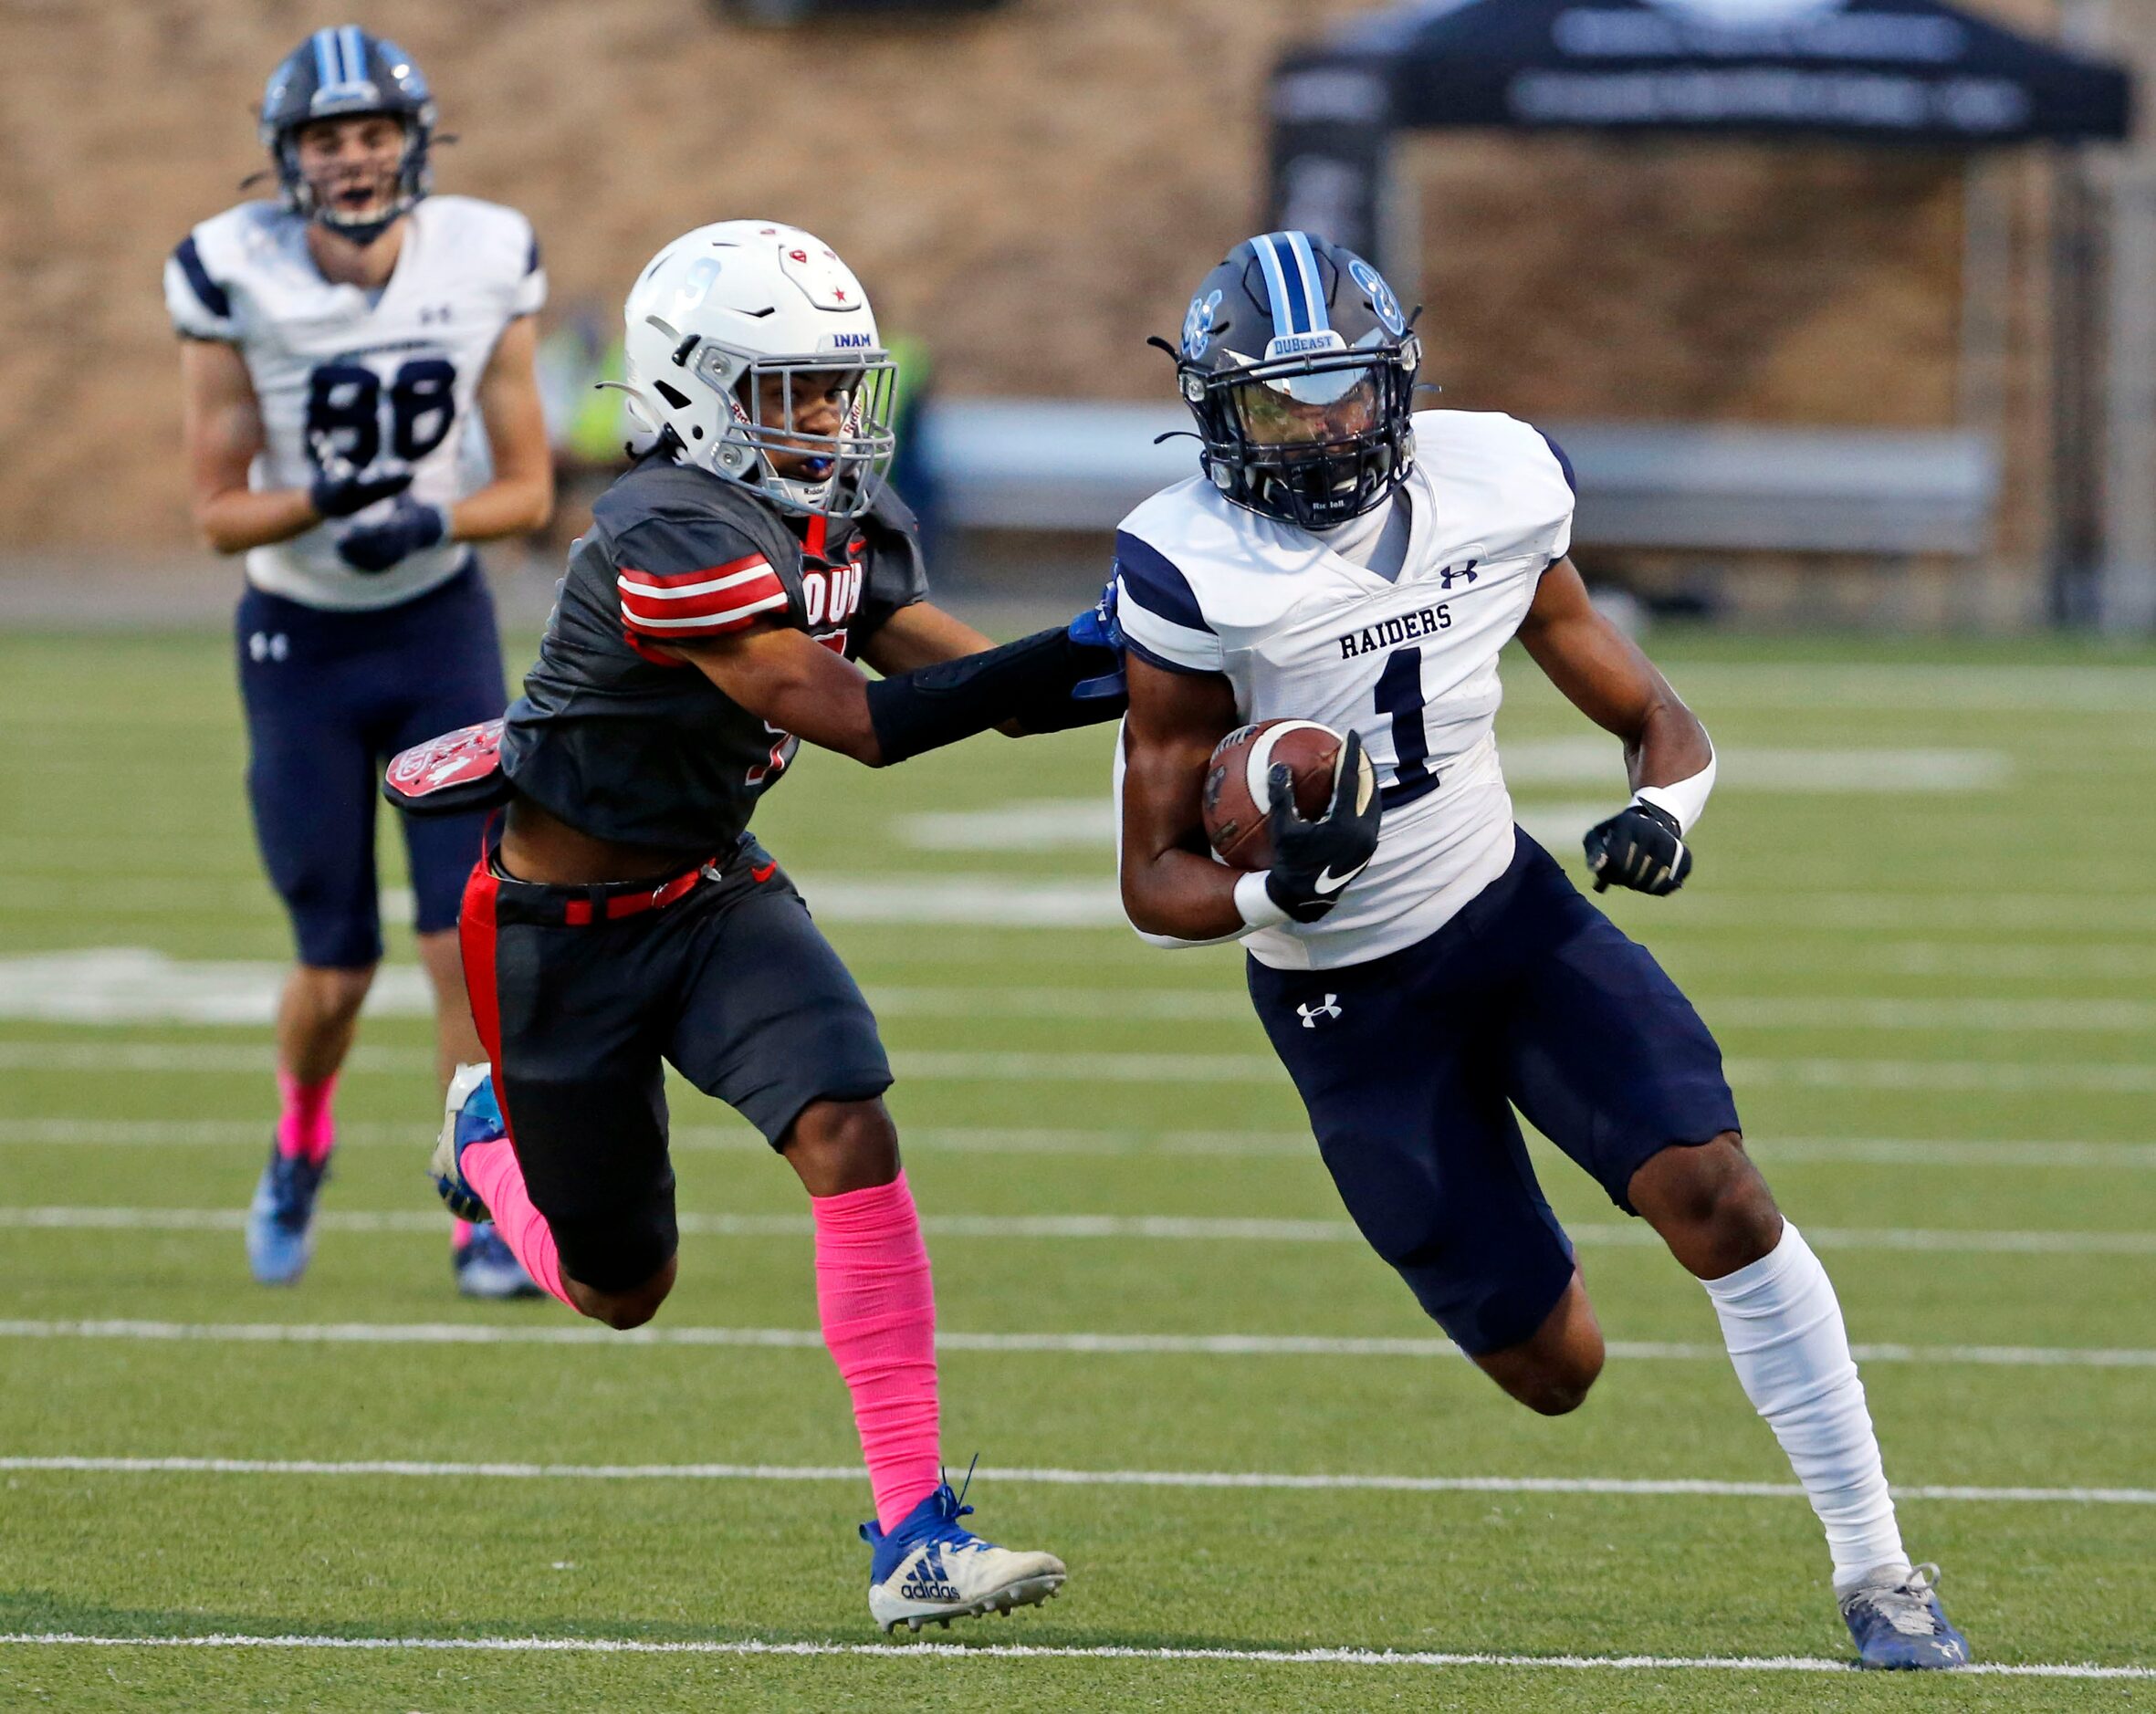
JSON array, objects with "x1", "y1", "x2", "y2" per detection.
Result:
[
  {"x1": 1517, "y1": 557, "x2": 1714, "y2": 894},
  {"x1": 178, "y1": 340, "x2": 322, "y2": 554},
  {"x1": 671, "y1": 605, "x2": 1123, "y2": 767},
  {"x1": 862, "y1": 598, "x2": 1125, "y2": 737}
]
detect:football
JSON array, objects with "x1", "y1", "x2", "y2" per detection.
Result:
[{"x1": 1202, "y1": 718, "x2": 1360, "y2": 871}]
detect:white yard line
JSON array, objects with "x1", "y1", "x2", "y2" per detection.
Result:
[
  {"x1": 11, "y1": 949, "x2": 2156, "y2": 1032},
  {"x1": 10, "y1": 877, "x2": 2156, "y2": 934},
  {"x1": 6, "y1": 1039, "x2": 2156, "y2": 1093},
  {"x1": 4, "y1": 1205, "x2": 2151, "y2": 1254},
  {"x1": 5, "y1": 1117, "x2": 2153, "y2": 1170},
  {"x1": 3, "y1": 1318, "x2": 2151, "y2": 1369},
  {"x1": 0, "y1": 1455, "x2": 2148, "y2": 1508},
  {"x1": 0, "y1": 1631, "x2": 2145, "y2": 1678}
]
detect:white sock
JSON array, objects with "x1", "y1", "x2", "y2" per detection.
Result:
[{"x1": 1700, "y1": 1221, "x2": 1910, "y2": 1594}]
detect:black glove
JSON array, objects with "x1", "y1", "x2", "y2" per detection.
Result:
[
  {"x1": 308, "y1": 433, "x2": 413, "y2": 518},
  {"x1": 335, "y1": 496, "x2": 448, "y2": 574},
  {"x1": 1584, "y1": 800, "x2": 1692, "y2": 895},
  {"x1": 1264, "y1": 730, "x2": 1381, "y2": 925}
]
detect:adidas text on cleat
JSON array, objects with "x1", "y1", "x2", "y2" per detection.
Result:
[
  {"x1": 862, "y1": 1484, "x2": 1066, "y2": 1635},
  {"x1": 454, "y1": 1223, "x2": 542, "y2": 1300},
  {"x1": 1840, "y1": 1562, "x2": 1971, "y2": 1669},
  {"x1": 431, "y1": 1061, "x2": 503, "y2": 1224},
  {"x1": 246, "y1": 1144, "x2": 327, "y2": 1285}
]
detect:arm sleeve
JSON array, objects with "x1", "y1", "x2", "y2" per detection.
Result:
[
  {"x1": 164, "y1": 235, "x2": 239, "y2": 342},
  {"x1": 612, "y1": 513, "x2": 804, "y2": 641},
  {"x1": 511, "y1": 222, "x2": 547, "y2": 319},
  {"x1": 1113, "y1": 529, "x2": 1225, "y2": 675}
]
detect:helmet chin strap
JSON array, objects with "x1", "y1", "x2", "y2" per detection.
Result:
[{"x1": 318, "y1": 209, "x2": 402, "y2": 246}]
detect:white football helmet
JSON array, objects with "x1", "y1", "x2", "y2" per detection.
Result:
[{"x1": 615, "y1": 220, "x2": 897, "y2": 518}]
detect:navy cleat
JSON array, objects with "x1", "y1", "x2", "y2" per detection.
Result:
[
  {"x1": 246, "y1": 1144, "x2": 327, "y2": 1285},
  {"x1": 863, "y1": 1479, "x2": 1066, "y2": 1635},
  {"x1": 1840, "y1": 1562, "x2": 1970, "y2": 1669},
  {"x1": 453, "y1": 1223, "x2": 542, "y2": 1300},
  {"x1": 430, "y1": 1061, "x2": 503, "y2": 1223}
]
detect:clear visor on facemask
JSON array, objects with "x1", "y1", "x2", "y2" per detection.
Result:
[{"x1": 1230, "y1": 365, "x2": 1385, "y2": 449}]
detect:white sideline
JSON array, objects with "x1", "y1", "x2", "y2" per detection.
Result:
[
  {"x1": 2, "y1": 1455, "x2": 2151, "y2": 1507},
  {"x1": 0, "y1": 1631, "x2": 2146, "y2": 1678},
  {"x1": 6, "y1": 1039, "x2": 2156, "y2": 1092},
  {"x1": 5, "y1": 1205, "x2": 2152, "y2": 1254},
  {"x1": 5, "y1": 1117, "x2": 2155, "y2": 1170},
  {"x1": 10, "y1": 950, "x2": 2156, "y2": 1032},
  {"x1": 5, "y1": 1318, "x2": 2152, "y2": 1368}
]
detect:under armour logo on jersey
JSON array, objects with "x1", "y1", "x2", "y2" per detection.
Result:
[
  {"x1": 1437, "y1": 559, "x2": 1480, "y2": 590},
  {"x1": 1297, "y1": 995, "x2": 1343, "y2": 1029},
  {"x1": 247, "y1": 632, "x2": 289, "y2": 664}
]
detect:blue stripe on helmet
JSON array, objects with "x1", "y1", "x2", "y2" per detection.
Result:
[
  {"x1": 1284, "y1": 231, "x2": 1330, "y2": 333},
  {"x1": 341, "y1": 26, "x2": 367, "y2": 84},
  {"x1": 1251, "y1": 234, "x2": 1301, "y2": 336},
  {"x1": 312, "y1": 29, "x2": 337, "y2": 89}
]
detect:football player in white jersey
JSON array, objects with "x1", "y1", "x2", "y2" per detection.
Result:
[
  {"x1": 1115, "y1": 232, "x2": 1967, "y2": 1669},
  {"x1": 167, "y1": 26, "x2": 552, "y2": 1297}
]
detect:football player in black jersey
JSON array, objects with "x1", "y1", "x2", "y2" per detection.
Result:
[{"x1": 392, "y1": 222, "x2": 1121, "y2": 1632}]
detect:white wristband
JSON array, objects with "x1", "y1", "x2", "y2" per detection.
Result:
[
  {"x1": 1235, "y1": 869, "x2": 1292, "y2": 930},
  {"x1": 1634, "y1": 743, "x2": 1716, "y2": 835}
]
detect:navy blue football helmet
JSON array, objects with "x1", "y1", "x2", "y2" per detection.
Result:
[
  {"x1": 258, "y1": 26, "x2": 435, "y2": 245},
  {"x1": 1172, "y1": 231, "x2": 1420, "y2": 530}
]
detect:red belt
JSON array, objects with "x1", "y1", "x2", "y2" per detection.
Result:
[{"x1": 559, "y1": 860, "x2": 717, "y2": 926}]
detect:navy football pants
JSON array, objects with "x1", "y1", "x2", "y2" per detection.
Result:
[
  {"x1": 1250, "y1": 831, "x2": 1741, "y2": 1357},
  {"x1": 236, "y1": 560, "x2": 506, "y2": 968}
]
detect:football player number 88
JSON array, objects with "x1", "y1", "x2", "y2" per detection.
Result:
[{"x1": 306, "y1": 358, "x2": 459, "y2": 472}]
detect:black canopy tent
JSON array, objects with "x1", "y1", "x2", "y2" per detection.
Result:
[
  {"x1": 1268, "y1": 0, "x2": 2133, "y2": 265},
  {"x1": 1263, "y1": 0, "x2": 2138, "y2": 603}
]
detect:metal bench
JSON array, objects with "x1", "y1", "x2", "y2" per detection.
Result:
[{"x1": 918, "y1": 402, "x2": 2000, "y2": 555}]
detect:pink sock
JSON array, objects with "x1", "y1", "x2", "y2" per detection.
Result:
[
  {"x1": 458, "y1": 1137, "x2": 574, "y2": 1310},
  {"x1": 813, "y1": 1171, "x2": 942, "y2": 1531},
  {"x1": 275, "y1": 1070, "x2": 338, "y2": 1167}
]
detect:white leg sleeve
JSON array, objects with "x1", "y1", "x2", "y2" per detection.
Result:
[{"x1": 1700, "y1": 1221, "x2": 1910, "y2": 1593}]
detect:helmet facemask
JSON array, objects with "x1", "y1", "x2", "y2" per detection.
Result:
[
  {"x1": 680, "y1": 340, "x2": 898, "y2": 521},
  {"x1": 277, "y1": 113, "x2": 430, "y2": 246},
  {"x1": 1185, "y1": 333, "x2": 1419, "y2": 530}
]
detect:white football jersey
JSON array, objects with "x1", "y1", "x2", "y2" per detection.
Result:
[
  {"x1": 1116, "y1": 410, "x2": 1575, "y2": 971},
  {"x1": 165, "y1": 195, "x2": 546, "y2": 611}
]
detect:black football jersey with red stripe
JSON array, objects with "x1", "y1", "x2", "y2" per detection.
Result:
[{"x1": 499, "y1": 456, "x2": 926, "y2": 853}]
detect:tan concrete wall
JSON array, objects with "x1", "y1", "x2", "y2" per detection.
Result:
[{"x1": 0, "y1": 0, "x2": 2079, "y2": 592}]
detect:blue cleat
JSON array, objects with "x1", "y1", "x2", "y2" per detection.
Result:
[
  {"x1": 454, "y1": 1223, "x2": 542, "y2": 1300},
  {"x1": 246, "y1": 1144, "x2": 326, "y2": 1285},
  {"x1": 863, "y1": 1479, "x2": 1066, "y2": 1634},
  {"x1": 1840, "y1": 1562, "x2": 1971, "y2": 1669},
  {"x1": 430, "y1": 1061, "x2": 504, "y2": 1224}
]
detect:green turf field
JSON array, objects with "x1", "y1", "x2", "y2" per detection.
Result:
[{"x1": 2, "y1": 625, "x2": 2152, "y2": 1710}]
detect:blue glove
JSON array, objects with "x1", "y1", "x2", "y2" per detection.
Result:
[
  {"x1": 308, "y1": 432, "x2": 413, "y2": 518},
  {"x1": 336, "y1": 496, "x2": 448, "y2": 575},
  {"x1": 1067, "y1": 578, "x2": 1126, "y2": 703}
]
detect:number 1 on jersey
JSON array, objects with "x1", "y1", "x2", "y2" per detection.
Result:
[{"x1": 1375, "y1": 646, "x2": 1439, "y2": 808}]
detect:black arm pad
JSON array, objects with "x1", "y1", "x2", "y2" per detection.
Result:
[{"x1": 865, "y1": 627, "x2": 1123, "y2": 765}]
